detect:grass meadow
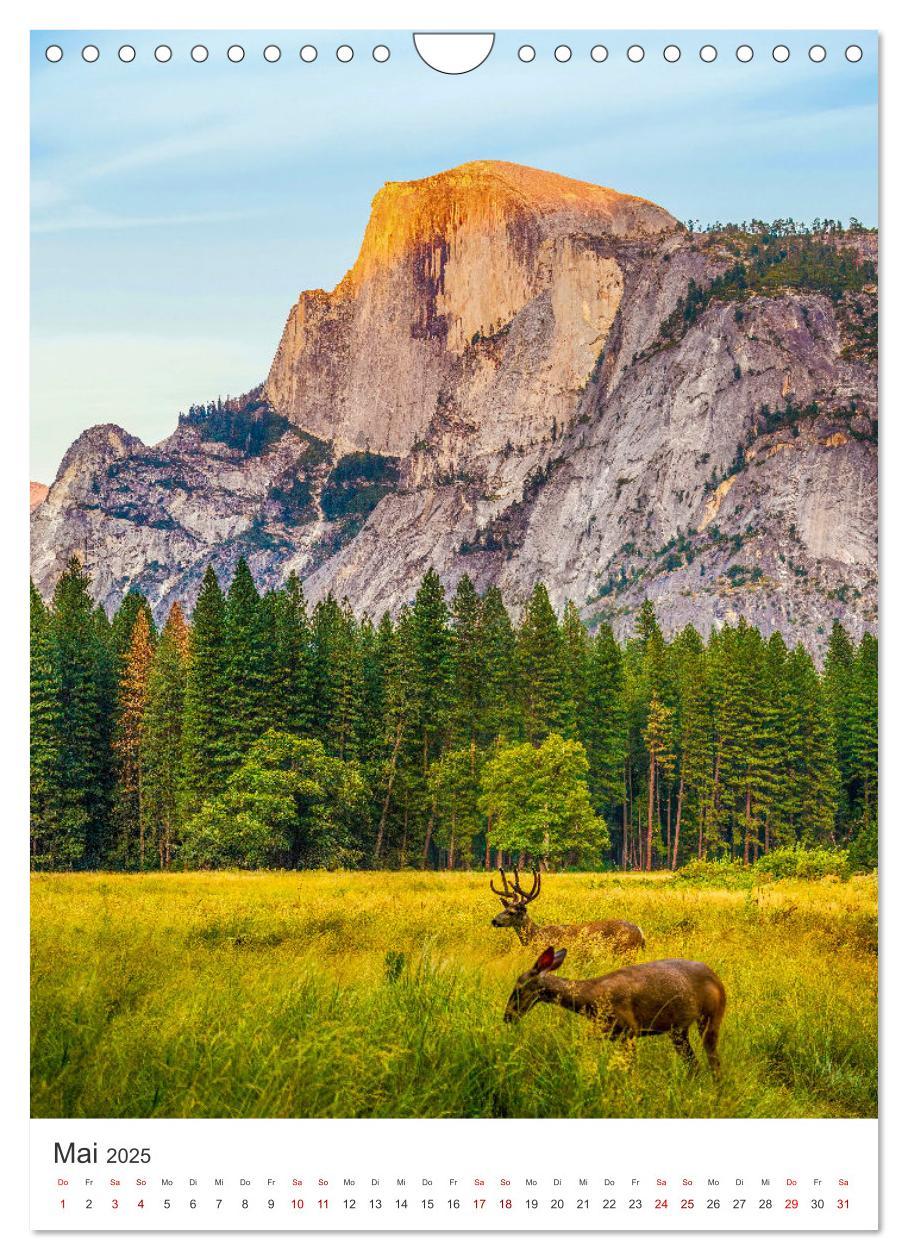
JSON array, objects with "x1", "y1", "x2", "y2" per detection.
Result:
[{"x1": 31, "y1": 870, "x2": 877, "y2": 1119}]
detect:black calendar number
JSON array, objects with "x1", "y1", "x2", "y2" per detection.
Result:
[
  {"x1": 706, "y1": 1199, "x2": 720, "y2": 1209},
  {"x1": 448, "y1": 1199, "x2": 460, "y2": 1209},
  {"x1": 344, "y1": 1198, "x2": 356, "y2": 1209},
  {"x1": 811, "y1": 1199, "x2": 825, "y2": 1209},
  {"x1": 733, "y1": 1199, "x2": 746, "y2": 1209},
  {"x1": 369, "y1": 1199, "x2": 381, "y2": 1209},
  {"x1": 628, "y1": 1198, "x2": 642, "y2": 1209},
  {"x1": 267, "y1": 1199, "x2": 275, "y2": 1209},
  {"x1": 292, "y1": 1199, "x2": 304, "y2": 1209},
  {"x1": 241, "y1": 1199, "x2": 248, "y2": 1209},
  {"x1": 163, "y1": 1199, "x2": 171, "y2": 1209},
  {"x1": 85, "y1": 1199, "x2": 92, "y2": 1209},
  {"x1": 106, "y1": 1146, "x2": 150, "y2": 1164},
  {"x1": 602, "y1": 1199, "x2": 616, "y2": 1209},
  {"x1": 499, "y1": 1199, "x2": 511, "y2": 1209},
  {"x1": 422, "y1": 1199, "x2": 434, "y2": 1209},
  {"x1": 525, "y1": 1199, "x2": 538, "y2": 1209},
  {"x1": 760, "y1": 1199, "x2": 772, "y2": 1209},
  {"x1": 576, "y1": 1198, "x2": 588, "y2": 1209},
  {"x1": 551, "y1": 1198, "x2": 564, "y2": 1209},
  {"x1": 396, "y1": 1199, "x2": 407, "y2": 1209}
]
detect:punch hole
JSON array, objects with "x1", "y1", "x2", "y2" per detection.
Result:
[
  {"x1": 300, "y1": 45, "x2": 318, "y2": 63},
  {"x1": 627, "y1": 45, "x2": 645, "y2": 63},
  {"x1": 373, "y1": 45, "x2": 391, "y2": 62},
  {"x1": 736, "y1": 45, "x2": 753, "y2": 63},
  {"x1": 590, "y1": 45, "x2": 608, "y2": 63},
  {"x1": 118, "y1": 46, "x2": 136, "y2": 63},
  {"x1": 227, "y1": 45, "x2": 245, "y2": 63},
  {"x1": 517, "y1": 45, "x2": 535, "y2": 62},
  {"x1": 45, "y1": 45, "x2": 63, "y2": 62},
  {"x1": 337, "y1": 45, "x2": 354, "y2": 62},
  {"x1": 772, "y1": 45, "x2": 790, "y2": 63},
  {"x1": 413, "y1": 33, "x2": 495, "y2": 74},
  {"x1": 154, "y1": 45, "x2": 172, "y2": 63},
  {"x1": 191, "y1": 45, "x2": 208, "y2": 63},
  {"x1": 554, "y1": 45, "x2": 572, "y2": 63},
  {"x1": 845, "y1": 45, "x2": 863, "y2": 62},
  {"x1": 663, "y1": 45, "x2": 681, "y2": 63},
  {"x1": 700, "y1": 45, "x2": 717, "y2": 63},
  {"x1": 264, "y1": 45, "x2": 281, "y2": 63},
  {"x1": 82, "y1": 45, "x2": 99, "y2": 63},
  {"x1": 809, "y1": 45, "x2": 826, "y2": 63}
]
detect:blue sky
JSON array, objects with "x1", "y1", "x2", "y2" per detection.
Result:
[{"x1": 30, "y1": 29, "x2": 877, "y2": 483}]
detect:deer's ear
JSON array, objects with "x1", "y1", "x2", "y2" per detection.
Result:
[
  {"x1": 550, "y1": 948, "x2": 567, "y2": 971},
  {"x1": 534, "y1": 946, "x2": 556, "y2": 971}
]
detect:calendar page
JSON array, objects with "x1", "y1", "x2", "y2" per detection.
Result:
[{"x1": 28, "y1": 25, "x2": 879, "y2": 1236}]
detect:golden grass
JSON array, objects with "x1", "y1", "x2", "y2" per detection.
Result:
[{"x1": 31, "y1": 870, "x2": 877, "y2": 1119}]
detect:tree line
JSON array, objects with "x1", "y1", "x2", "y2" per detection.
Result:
[{"x1": 30, "y1": 557, "x2": 877, "y2": 872}]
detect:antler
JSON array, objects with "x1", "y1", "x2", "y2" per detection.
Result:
[
  {"x1": 511, "y1": 868, "x2": 541, "y2": 905},
  {"x1": 490, "y1": 867, "x2": 519, "y2": 905}
]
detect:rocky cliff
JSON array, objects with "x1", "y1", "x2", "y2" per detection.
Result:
[{"x1": 31, "y1": 160, "x2": 878, "y2": 652}]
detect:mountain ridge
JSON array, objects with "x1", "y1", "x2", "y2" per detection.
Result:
[{"x1": 30, "y1": 161, "x2": 878, "y2": 655}]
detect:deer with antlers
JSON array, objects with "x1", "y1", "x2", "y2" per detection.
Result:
[
  {"x1": 490, "y1": 868, "x2": 645, "y2": 954},
  {"x1": 504, "y1": 946, "x2": 726, "y2": 1075}
]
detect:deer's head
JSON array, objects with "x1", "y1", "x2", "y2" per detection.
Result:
[
  {"x1": 489, "y1": 867, "x2": 540, "y2": 928},
  {"x1": 504, "y1": 945, "x2": 567, "y2": 1023}
]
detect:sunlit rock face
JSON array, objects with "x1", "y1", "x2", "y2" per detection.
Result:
[{"x1": 31, "y1": 161, "x2": 877, "y2": 655}]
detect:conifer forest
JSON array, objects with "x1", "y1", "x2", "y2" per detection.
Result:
[{"x1": 30, "y1": 556, "x2": 878, "y2": 875}]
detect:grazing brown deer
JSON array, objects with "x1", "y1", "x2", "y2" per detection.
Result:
[
  {"x1": 504, "y1": 946, "x2": 726, "y2": 1074},
  {"x1": 490, "y1": 868, "x2": 645, "y2": 954}
]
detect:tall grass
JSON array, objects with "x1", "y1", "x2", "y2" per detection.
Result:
[{"x1": 31, "y1": 871, "x2": 877, "y2": 1119}]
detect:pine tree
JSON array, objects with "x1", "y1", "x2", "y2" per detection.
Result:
[
  {"x1": 516, "y1": 583, "x2": 575, "y2": 744},
  {"x1": 644, "y1": 694, "x2": 674, "y2": 870},
  {"x1": 673, "y1": 627, "x2": 714, "y2": 862},
  {"x1": 110, "y1": 589, "x2": 156, "y2": 671},
  {"x1": 30, "y1": 584, "x2": 63, "y2": 865},
  {"x1": 478, "y1": 585, "x2": 521, "y2": 744},
  {"x1": 50, "y1": 557, "x2": 106, "y2": 866},
  {"x1": 312, "y1": 595, "x2": 365, "y2": 761},
  {"x1": 142, "y1": 603, "x2": 189, "y2": 867},
  {"x1": 224, "y1": 557, "x2": 274, "y2": 770},
  {"x1": 269, "y1": 572, "x2": 314, "y2": 738},
  {"x1": 851, "y1": 633, "x2": 878, "y2": 824},
  {"x1": 450, "y1": 574, "x2": 484, "y2": 752},
  {"x1": 823, "y1": 621, "x2": 856, "y2": 831},
  {"x1": 410, "y1": 569, "x2": 454, "y2": 770},
  {"x1": 115, "y1": 608, "x2": 155, "y2": 867},
  {"x1": 582, "y1": 622, "x2": 627, "y2": 834},
  {"x1": 183, "y1": 566, "x2": 228, "y2": 804}
]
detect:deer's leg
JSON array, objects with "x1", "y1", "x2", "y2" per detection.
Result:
[
  {"x1": 701, "y1": 1019, "x2": 721, "y2": 1077},
  {"x1": 670, "y1": 1026, "x2": 697, "y2": 1071}
]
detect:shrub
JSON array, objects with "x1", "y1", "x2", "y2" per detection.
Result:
[{"x1": 754, "y1": 846, "x2": 850, "y2": 881}]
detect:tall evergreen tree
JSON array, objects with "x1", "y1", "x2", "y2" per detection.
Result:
[
  {"x1": 516, "y1": 583, "x2": 575, "y2": 744},
  {"x1": 115, "y1": 608, "x2": 155, "y2": 867},
  {"x1": 478, "y1": 586, "x2": 521, "y2": 744},
  {"x1": 410, "y1": 569, "x2": 454, "y2": 771},
  {"x1": 183, "y1": 566, "x2": 228, "y2": 803},
  {"x1": 450, "y1": 574, "x2": 484, "y2": 753},
  {"x1": 142, "y1": 603, "x2": 189, "y2": 868},
  {"x1": 30, "y1": 584, "x2": 63, "y2": 865},
  {"x1": 51, "y1": 558, "x2": 107, "y2": 866},
  {"x1": 582, "y1": 622, "x2": 627, "y2": 832},
  {"x1": 223, "y1": 557, "x2": 274, "y2": 770}
]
